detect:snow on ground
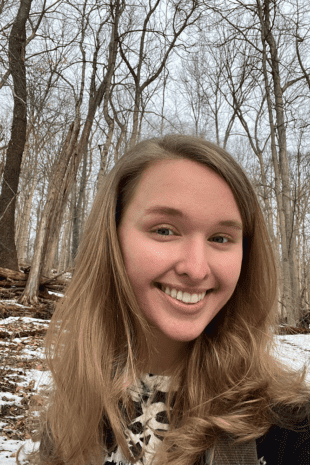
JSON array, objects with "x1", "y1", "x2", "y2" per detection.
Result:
[
  {"x1": 1, "y1": 315, "x2": 310, "y2": 465},
  {"x1": 0, "y1": 315, "x2": 51, "y2": 464},
  {"x1": 273, "y1": 334, "x2": 310, "y2": 380}
]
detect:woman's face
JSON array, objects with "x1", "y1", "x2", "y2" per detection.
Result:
[{"x1": 118, "y1": 158, "x2": 243, "y2": 348}]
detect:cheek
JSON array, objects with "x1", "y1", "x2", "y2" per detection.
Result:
[
  {"x1": 216, "y1": 250, "x2": 243, "y2": 287},
  {"x1": 119, "y1": 232, "x2": 168, "y2": 282},
  {"x1": 130, "y1": 232, "x2": 166, "y2": 264}
]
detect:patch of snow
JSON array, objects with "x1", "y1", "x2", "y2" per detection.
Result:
[
  {"x1": 0, "y1": 437, "x2": 39, "y2": 464},
  {"x1": 0, "y1": 301, "x2": 32, "y2": 309},
  {"x1": 48, "y1": 291, "x2": 64, "y2": 297},
  {"x1": 0, "y1": 317, "x2": 49, "y2": 326},
  {"x1": 273, "y1": 335, "x2": 310, "y2": 382},
  {"x1": 0, "y1": 392, "x2": 19, "y2": 406}
]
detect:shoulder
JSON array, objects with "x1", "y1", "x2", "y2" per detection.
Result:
[{"x1": 256, "y1": 402, "x2": 310, "y2": 465}]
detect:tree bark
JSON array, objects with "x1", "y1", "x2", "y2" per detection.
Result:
[
  {"x1": 97, "y1": 99, "x2": 114, "y2": 192},
  {"x1": 0, "y1": 0, "x2": 33, "y2": 270},
  {"x1": 16, "y1": 142, "x2": 38, "y2": 266},
  {"x1": 58, "y1": 204, "x2": 71, "y2": 272},
  {"x1": 75, "y1": 148, "x2": 88, "y2": 244},
  {"x1": 71, "y1": 178, "x2": 78, "y2": 263}
]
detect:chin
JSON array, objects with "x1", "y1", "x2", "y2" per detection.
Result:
[{"x1": 163, "y1": 328, "x2": 204, "y2": 343}]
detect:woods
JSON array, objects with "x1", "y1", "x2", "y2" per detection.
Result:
[{"x1": 0, "y1": 0, "x2": 310, "y2": 326}]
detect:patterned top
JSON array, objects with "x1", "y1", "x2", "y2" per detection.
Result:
[
  {"x1": 103, "y1": 373, "x2": 266, "y2": 465},
  {"x1": 104, "y1": 373, "x2": 172, "y2": 464}
]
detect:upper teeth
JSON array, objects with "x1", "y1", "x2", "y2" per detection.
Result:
[{"x1": 159, "y1": 284, "x2": 206, "y2": 304}]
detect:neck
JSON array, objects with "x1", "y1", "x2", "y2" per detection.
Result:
[{"x1": 143, "y1": 332, "x2": 190, "y2": 376}]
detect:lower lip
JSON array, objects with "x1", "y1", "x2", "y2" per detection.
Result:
[{"x1": 155, "y1": 285, "x2": 210, "y2": 315}]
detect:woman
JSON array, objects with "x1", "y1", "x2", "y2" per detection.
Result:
[{"x1": 18, "y1": 135, "x2": 310, "y2": 465}]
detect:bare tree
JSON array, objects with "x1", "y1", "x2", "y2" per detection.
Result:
[
  {"x1": 0, "y1": 0, "x2": 33, "y2": 270},
  {"x1": 0, "y1": 0, "x2": 62, "y2": 91},
  {"x1": 21, "y1": 0, "x2": 125, "y2": 304},
  {"x1": 118, "y1": 0, "x2": 202, "y2": 147}
]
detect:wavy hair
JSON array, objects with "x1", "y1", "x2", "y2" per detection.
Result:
[{"x1": 17, "y1": 135, "x2": 310, "y2": 465}]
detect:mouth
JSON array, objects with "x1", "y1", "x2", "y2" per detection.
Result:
[{"x1": 154, "y1": 282, "x2": 212, "y2": 308}]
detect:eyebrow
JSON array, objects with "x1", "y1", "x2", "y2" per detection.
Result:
[{"x1": 143, "y1": 206, "x2": 243, "y2": 231}]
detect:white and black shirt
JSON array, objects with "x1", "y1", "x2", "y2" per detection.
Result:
[{"x1": 104, "y1": 373, "x2": 172, "y2": 464}]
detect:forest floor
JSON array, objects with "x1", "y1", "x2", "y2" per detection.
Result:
[
  {"x1": 1, "y1": 297, "x2": 310, "y2": 465},
  {"x1": 0, "y1": 296, "x2": 56, "y2": 465}
]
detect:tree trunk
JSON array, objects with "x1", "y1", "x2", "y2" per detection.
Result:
[
  {"x1": 0, "y1": 0, "x2": 33, "y2": 270},
  {"x1": 129, "y1": 93, "x2": 141, "y2": 148},
  {"x1": 42, "y1": 193, "x2": 68, "y2": 276},
  {"x1": 276, "y1": 207, "x2": 285, "y2": 321},
  {"x1": 43, "y1": 230, "x2": 59, "y2": 274},
  {"x1": 114, "y1": 123, "x2": 127, "y2": 163},
  {"x1": 71, "y1": 179, "x2": 78, "y2": 263},
  {"x1": 17, "y1": 180, "x2": 35, "y2": 265},
  {"x1": 302, "y1": 219, "x2": 309, "y2": 312},
  {"x1": 15, "y1": 137, "x2": 29, "y2": 245},
  {"x1": 58, "y1": 204, "x2": 71, "y2": 272},
  {"x1": 75, "y1": 147, "x2": 88, "y2": 243},
  {"x1": 16, "y1": 145, "x2": 38, "y2": 266},
  {"x1": 97, "y1": 125, "x2": 114, "y2": 191}
]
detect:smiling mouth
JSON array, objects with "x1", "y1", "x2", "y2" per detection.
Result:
[{"x1": 154, "y1": 282, "x2": 212, "y2": 305}]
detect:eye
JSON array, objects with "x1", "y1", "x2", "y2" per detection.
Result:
[
  {"x1": 211, "y1": 235, "x2": 230, "y2": 244},
  {"x1": 152, "y1": 226, "x2": 176, "y2": 237}
]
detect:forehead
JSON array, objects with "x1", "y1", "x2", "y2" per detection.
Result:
[{"x1": 125, "y1": 158, "x2": 242, "y2": 223}]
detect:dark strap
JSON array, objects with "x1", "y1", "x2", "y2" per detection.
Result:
[{"x1": 205, "y1": 434, "x2": 258, "y2": 465}]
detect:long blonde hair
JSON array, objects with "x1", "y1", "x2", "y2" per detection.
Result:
[{"x1": 18, "y1": 135, "x2": 310, "y2": 465}]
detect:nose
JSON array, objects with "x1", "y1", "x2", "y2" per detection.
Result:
[{"x1": 175, "y1": 235, "x2": 212, "y2": 281}]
